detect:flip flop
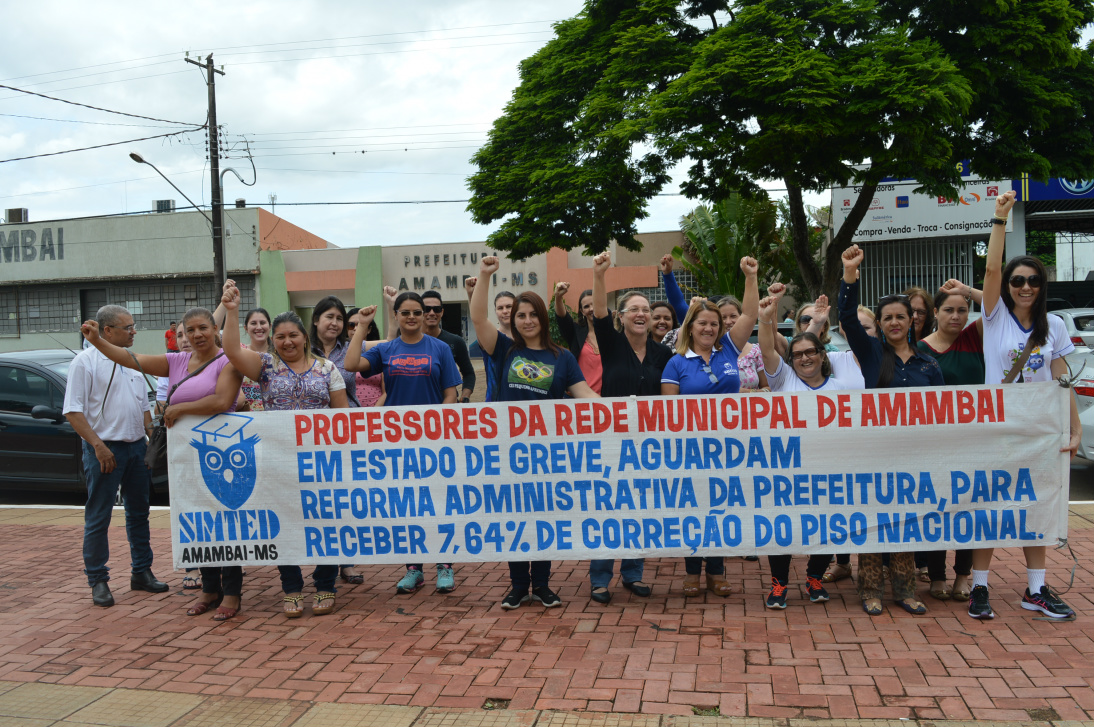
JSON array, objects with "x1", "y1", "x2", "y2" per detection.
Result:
[{"x1": 929, "y1": 581, "x2": 953, "y2": 601}]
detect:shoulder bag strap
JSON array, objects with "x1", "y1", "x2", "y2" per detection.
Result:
[
  {"x1": 165, "y1": 352, "x2": 226, "y2": 407},
  {"x1": 1002, "y1": 336, "x2": 1037, "y2": 384}
]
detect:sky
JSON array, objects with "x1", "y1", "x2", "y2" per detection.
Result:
[{"x1": 0, "y1": 0, "x2": 716, "y2": 249}]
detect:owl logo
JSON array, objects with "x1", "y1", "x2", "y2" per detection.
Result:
[{"x1": 190, "y1": 414, "x2": 260, "y2": 511}]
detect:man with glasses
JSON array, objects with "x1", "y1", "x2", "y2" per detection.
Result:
[
  {"x1": 64, "y1": 305, "x2": 168, "y2": 607},
  {"x1": 421, "y1": 291, "x2": 476, "y2": 403}
]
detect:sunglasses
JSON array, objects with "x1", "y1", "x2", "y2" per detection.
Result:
[
  {"x1": 397, "y1": 309, "x2": 424, "y2": 317},
  {"x1": 700, "y1": 363, "x2": 719, "y2": 385},
  {"x1": 798, "y1": 314, "x2": 812, "y2": 326},
  {"x1": 422, "y1": 305, "x2": 444, "y2": 313},
  {"x1": 878, "y1": 293, "x2": 910, "y2": 306},
  {"x1": 1009, "y1": 274, "x2": 1042, "y2": 289},
  {"x1": 790, "y1": 347, "x2": 822, "y2": 361}
]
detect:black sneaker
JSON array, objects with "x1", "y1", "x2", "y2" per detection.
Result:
[
  {"x1": 1022, "y1": 586, "x2": 1075, "y2": 619},
  {"x1": 765, "y1": 578, "x2": 787, "y2": 609},
  {"x1": 531, "y1": 586, "x2": 562, "y2": 608},
  {"x1": 968, "y1": 585, "x2": 995, "y2": 619},
  {"x1": 806, "y1": 576, "x2": 829, "y2": 603},
  {"x1": 500, "y1": 588, "x2": 530, "y2": 610}
]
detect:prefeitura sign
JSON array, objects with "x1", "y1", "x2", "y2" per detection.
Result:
[
  {"x1": 170, "y1": 384, "x2": 1070, "y2": 568},
  {"x1": 831, "y1": 167, "x2": 1012, "y2": 242}
]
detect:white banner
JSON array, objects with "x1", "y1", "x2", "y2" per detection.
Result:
[
  {"x1": 831, "y1": 174, "x2": 1013, "y2": 242},
  {"x1": 170, "y1": 383, "x2": 1070, "y2": 568}
]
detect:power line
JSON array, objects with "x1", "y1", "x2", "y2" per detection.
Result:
[
  {"x1": 0, "y1": 83, "x2": 203, "y2": 126},
  {"x1": 215, "y1": 29, "x2": 553, "y2": 61},
  {"x1": 0, "y1": 112, "x2": 190, "y2": 129},
  {"x1": 242, "y1": 122, "x2": 486, "y2": 137},
  {"x1": 0, "y1": 127, "x2": 204, "y2": 164},
  {"x1": 226, "y1": 38, "x2": 554, "y2": 68},
  {"x1": 255, "y1": 166, "x2": 465, "y2": 176},
  {"x1": 0, "y1": 169, "x2": 207, "y2": 201},
  {"x1": 0, "y1": 70, "x2": 192, "y2": 102},
  {"x1": 242, "y1": 145, "x2": 483, "y2": 159}
]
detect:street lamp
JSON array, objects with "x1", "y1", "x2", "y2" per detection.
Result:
[{"x1": 130, "y1": 152, "x2": 223, "y2": 288}]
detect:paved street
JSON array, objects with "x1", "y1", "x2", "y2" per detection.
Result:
[{"x1": 1, "y1": 503, "x2": 1093, "y2": 726}]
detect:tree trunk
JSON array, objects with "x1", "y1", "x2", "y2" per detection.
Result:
[
  {"x1": 822, "y1": 178, "x2": 880, "y2": 297},
  {"x1": 785, "y1": 183, "x2": 822, "y2": 301}
]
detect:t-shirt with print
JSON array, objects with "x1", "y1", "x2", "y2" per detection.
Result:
[
  {"x1": 258, "y1": 353, "x2": 346, "y2": 411},
  {"x1": 165, "y1": 351, "x2": 232, "y2": 407},
  {"x1": 765, "y1": 350, "x2": 864, "y2": 392},
  {"x1": 983, "y1": 304, "x2": 1073, "y2": 384},
  {"x1": 363, "y1": 335, "x2": 462, "y2": 407},
  {"x1": 490, "y1": 332, "x2": 585, "y2": 401},
  {"x1": 917, "y1": 322, "x2": 985, "y2": 386},
  {"x1": 661, "y1": 339, "x2": 741, "y2": 395}
]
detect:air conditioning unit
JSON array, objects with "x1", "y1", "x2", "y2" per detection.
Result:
[
  {"x1": 5, "y1": 208, "x2": 28, "y2": 223},
  {"x1": 155, "y1": 199, "x2": 176, "y2": 213}
]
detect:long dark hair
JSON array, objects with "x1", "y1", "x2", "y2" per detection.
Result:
[
  {"x1": 577, "y1": 288, "x2": 594, "y2": 327},
  {"x1": 875, "y1": 295, "x2": 917, "y2": 388},
  {"x1": 272, "y1": 311, "x2": 316, "y2": 363},
  {"x1": 784, "y1": 332, "x2": 831, "y2": 378},
  {"x1": 244, "y1": 308, "x2": 271, "y2": 328},
  {"x1": 651, "y1": 301, "x2": 678, "y2": 328},
  {"x1": 310, "y1": 296, "x2": 348, "y2": 355},
  {"x1": 511, "y1": 292, "x2": 560, "y2": 355},
  {"x1": 903, "y1": 286, "x2": 936, "y2": 337},
  {"x1": 1000, "y1": 256, "x2": 1049, "y2": 348}
]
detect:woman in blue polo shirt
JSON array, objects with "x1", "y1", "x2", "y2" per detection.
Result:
[{"x1": 661, "y1": 299, "x2": 739, "y2": 598}]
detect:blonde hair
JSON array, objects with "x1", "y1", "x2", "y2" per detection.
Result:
[
  {"x1": 676, "y1": 300, "x2": 724, "y2": 355},
  {"x1": 614, "y1": 291, "x2": 651, "y2": 333}
]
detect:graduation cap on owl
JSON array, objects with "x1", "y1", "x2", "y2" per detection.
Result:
[{"x1": 190, "y1": 414, "x2": 260, "y2": 510}]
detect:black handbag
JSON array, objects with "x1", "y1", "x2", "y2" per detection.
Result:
[{"x1": 130, "y1": 351, "x2": 224, "y2": 470}]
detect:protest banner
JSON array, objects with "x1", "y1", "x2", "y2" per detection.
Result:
[{"x1": 170, "y1": 383, "x2": 1070, "y2": 568}]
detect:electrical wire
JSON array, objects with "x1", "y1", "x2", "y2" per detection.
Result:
[
  {"x1": 0, "y1": 112, "x2": 190, "y2": 129},
  {"x1": 0, "y1": 169, "x2": 206, "y2": 200},
  {"x1": 0, "y1": 83, "x2": 203, "y2": 126},
  {"x1": 0, "y1": 126, "x2": 205, "y2": 164}
]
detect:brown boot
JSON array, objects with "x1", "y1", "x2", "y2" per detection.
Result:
[{"x1": 682, "y1": 574, "x2": 701, "y2": 597}]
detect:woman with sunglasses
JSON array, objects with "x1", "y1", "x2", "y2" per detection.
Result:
[
  {"x1": 912, "y1": 280, "x2": 984, "y2": 602},
  {"x1": 472, "y1": 255, "x2": 598, "y2": 610},
  {"x1": 586, "y1": 251, "x2": 673, "y2": 604},
  {"x1": 966, "y1": 190, "x2": 1081, "y2": 621},
  {"x1": 757, "y1": 285, "x2": 864, "y2": 607},
  {"x1": 839, "y1": 244, "x2": 944, "y2": 616},
  {"x1": 346, "y1": 292, "x2": 462, "y2": 595}
]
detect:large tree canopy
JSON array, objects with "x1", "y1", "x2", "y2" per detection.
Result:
[{"x1": 468, "y1": 0, "x2": 1094, "y2": 299}]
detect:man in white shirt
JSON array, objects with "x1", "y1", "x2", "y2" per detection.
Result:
[{"x1": 63, "y1": 305, "x2": 168, "y2": 607}]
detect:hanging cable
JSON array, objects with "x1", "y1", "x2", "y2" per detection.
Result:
[
  {"x1": 0, "y1": 83, "x2": 203, "y2": 126},
  {"x1": 0, "y1": 126, "x2": 204, "y2": 164}
]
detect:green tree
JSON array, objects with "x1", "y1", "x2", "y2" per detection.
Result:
[
  {"x1": 468, "y1": 0, "x2": 1094, "y2": 301},
  {"x1": 672, "y1": 193, "x2": 778, "y2": 297}
]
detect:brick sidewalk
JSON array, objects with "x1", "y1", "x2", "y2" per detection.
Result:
[{"x1": 2, "y1": 506, "x2": 1094, "y2": 724}]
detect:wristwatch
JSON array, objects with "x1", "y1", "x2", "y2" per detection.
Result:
[{"x1": 460, "y1": 397, "x2": 470, "y2": 403}]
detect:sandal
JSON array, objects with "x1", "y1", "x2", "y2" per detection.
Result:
[
  {"x1": 340, "y1": 567, "x2": 364, "y2": 585},
  {"x1": 929, "y1": 580, "x2": 952, "y2": 601},
  {"x1": 952, "y1": 575, "x2": 971, "y2": 601},
  {"x1": 283, "y1": 593, "x2": 304, "y2": 618},
  {"x1": 212, "y1": 596, "x2": 241, "y2": 622},
  {"x1": 182, "y1": 574, "x2": 201, "y2": 590},
  {"x1": 896, "y1": 598, "x2": 927, "y2": 615},
  {"x1": 862, "y1": 598, "x2": 883, "y2": 616},
  {"x1": 313, "y1": 591, "x2": 336, "y2": 616},
  {"x1": 916, "y1": 566, "x2": 931, "y2": 583},
  {"x1": 186, "y1": 592, "x2": 222, "y2": 616},
  {"x1": 682, "y1": 574, "x2": 701, "y2": 597},
  {"x1": 706, "y1": 574, "x2": 731, "y2": 598},
  {"x1": 822, "y1": 562, "x2": 852, "y2": 583}
]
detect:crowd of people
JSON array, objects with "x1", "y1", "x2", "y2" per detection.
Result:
[{"x1": 64, "y1": 189, "x2": 1080, "y2": 623}]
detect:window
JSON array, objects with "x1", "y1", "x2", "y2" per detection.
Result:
[{"x1": 0, "y1": 366, "x2": 55, "y2": 414}]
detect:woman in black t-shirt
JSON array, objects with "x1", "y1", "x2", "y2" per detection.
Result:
[
  {"x1": 471, "y1": 255, "x2": 597, "y2": 610},
  {"x1": 587, "y1": 251, "x2": 672, "y2": 604}
]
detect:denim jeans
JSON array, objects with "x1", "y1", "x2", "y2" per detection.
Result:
[
  {"x1": 82, "y1": 440, "x2": 152, "y2": 586},
  {"x1": 278, "y1": 565, "x2": 339, "y2": 594},
  {"x1": 589, "y1": 559, "x2": 643, "y2": 588}
]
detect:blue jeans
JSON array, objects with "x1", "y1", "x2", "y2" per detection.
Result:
[
  {"x1": 82, "y1": 440, "x2": 153, "y2": 586},
  {"x1": 589, "y1": 559, "x2": 644, "y2": 588},
  {"x1": 278, "y1": 565, "x2": 339, "y2": 594}
]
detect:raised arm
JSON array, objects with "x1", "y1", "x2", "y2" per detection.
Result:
[
  {"x1": 728, "y1": 256, "x2": 759, "y2": 351},
  {"x1": 837, "y1": 244, "x2": 876, "y2": 366},
  {"x1": 940, "y1": 278, "x2": 986, "y2": 335},
  {"x1": 659, "y1": 254, "x2": 689, "y2": 322},
  {"x1": 381, "y1": 286, "x2": 398, "y2": 341},
  {"x1": 768, "y1": 282, "x2": 790, "y2": 357},
  {"x1": 81, "y1": 322, "x2": 170, "y2": 377},
  {"x1": 758, "y1": 292, "x2": 784, "y2": 375},
  {"x1": 553, "y1": 281, "x2": 576, "y2": 345},
  {"x1": 592, "y1": 251, "x2": 611, "y2": 319},
  {"x1": 344, "y1": 306, "x2": 377, "y2": 373},
  {"x1": 805, "y1": 294, "x2": 830, "y2": 339},
  {"x1": 983, "y1": 190, "x2": 1016, "y2": 317},
  {"x1": 219, "y1": 281, "x2": 263, "y2": 381},
  {"x1": 471, "y1": 256, "x2": 501, "y2": 355}
]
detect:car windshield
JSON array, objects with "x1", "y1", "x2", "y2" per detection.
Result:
[
  {"x1": 1074, "y1": 315, "x2": 1094, "y2": 332},
  {"x1": 44, "y1": 361, "x2": 71, "y2": 380}
]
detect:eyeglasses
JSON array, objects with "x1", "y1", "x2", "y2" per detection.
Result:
[
  {"x1": 623, "y1": 307, "x2": 652, "y2": 315},
  {"x1": 790, "y1": 347, "x2": 822, "y2": 361},
  {"x1": 911, "y1": 309, "x2": 928, "y2": 318},
  {"x1": 1009, "y1": 274, "x2": 1042, "y2": 289},
  {"x1": 700, "y1": 363, "x2": 719, "y2": 384},
  {"x1": 422, "y1": 305, "x2": 444, "y2": 314},
  {"x1": 107, "y1": 324, "x2": 137, "y2": 333},
  {"x1": 397, "y1": 310, "x2": 424, "y2": 317}
]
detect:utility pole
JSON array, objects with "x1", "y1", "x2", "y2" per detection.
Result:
[{"x1": 185, "y1": 53, "x2": 226, "y2": 290}]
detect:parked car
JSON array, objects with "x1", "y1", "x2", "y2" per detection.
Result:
[
  {"x1": 1047, "y1": 298, "x2": 1074, "y2": 312},
  {"x1": 1064, "y1": 349, "x2": 1094, "y2": 461},
  {"x1": 748, "y1": 321, "x2": 852, "y2": 352},
  {"x1": 0, "y1": 349, "x2": 167, "y2": 494},
  {"x1": 1050, "y1": 308, "x2": 1094, "y2": 354}
]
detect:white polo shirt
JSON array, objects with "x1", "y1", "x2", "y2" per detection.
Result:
[{"x1": 62, "y1": 348, "x2": 151, "y2": 443}]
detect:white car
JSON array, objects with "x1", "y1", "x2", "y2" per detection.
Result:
[
  {"x1": 1064, "y1": 350, "x2": 1094, "y2": 460},
  {"x1": 1051, "y1": 308, "x2": 1094, "y2": 354}
]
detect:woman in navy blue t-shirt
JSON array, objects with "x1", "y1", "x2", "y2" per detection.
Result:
[{"x1": 471, "y1": 255, "x2": 597, "y2": 610}]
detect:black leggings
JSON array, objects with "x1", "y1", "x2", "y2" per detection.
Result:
[
  {"x1": 684, "y1": 557, "x2": 724, "y2": 575},
  {"x1": 200, "y1": 566, "x2": 243, "y2": 597},
  {"x1": 769, "y1": 554, "x2": 832, "y2": 583},
  {"x1": 923, "y1": 550, "x2": 973, "y2": 580}
]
